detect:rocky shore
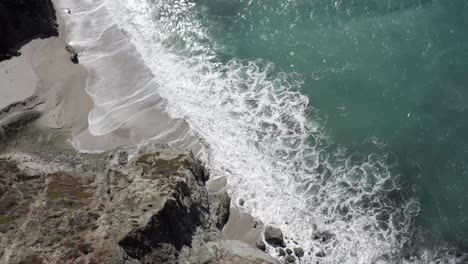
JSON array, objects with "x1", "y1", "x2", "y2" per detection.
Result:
[
  {"x1": 0, "y1": 119, "x2": 315, "y2": 264},
  {"x1": 0, "y1": 0, "x2": 315, "y2": 263},
  {"x1": 0, "y1": 0, "x2": 276, "y2": 262},
  {"x1": 0, "y1": 119, "x2": 277, "y2": 264}
]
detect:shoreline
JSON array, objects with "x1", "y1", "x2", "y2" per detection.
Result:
[
  {"x1": 4, "y1": 0, "x2": 459, "y2": 263},
  {"x1": 0, "y1": 120, "x2": 279, "y2": 263},
  {"x1": 52, "y1": 0, "x2": 203, "y2": 153},
  {"x1": 0, "y1": 12, "x2": 92, "y2": 145},
  {"x1": 0, "y1": 1, "x2": 280, "y2": 263},
  {"x1": 52, "y1": 3, "x2": 267, "y2": 251}
]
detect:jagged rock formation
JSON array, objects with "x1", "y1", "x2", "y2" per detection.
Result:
[
  {"x1": 0, "y1": 0, "x2": 58, "y2": 60},
  {"x1": 0, "y1": 149, "x2": 277, "y2": 264}
]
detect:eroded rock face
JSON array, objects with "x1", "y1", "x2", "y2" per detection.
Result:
[
  {"x1": 0, "y1": 158, "x2": 99, "y2": 264},
  {"x1": 0, "y1": 150, "x2": 275, "y2": 264},
  {"x1": 116, "y1": 152, "x2": 211, "y2": 263},
  {"x1": 0, "y1": 0, "x2": 58, "y2": 61},
  {"x1": 0, "y1": 158, "x2": 45, "y2": 235}
]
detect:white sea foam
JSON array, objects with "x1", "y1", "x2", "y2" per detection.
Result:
[{"x1": 54, "y1": 0, "x2": 459, "y2": 262}]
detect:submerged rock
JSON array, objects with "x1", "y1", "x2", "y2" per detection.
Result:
[
  {"x1": 312, "y1": 230, "x2": 335, "y2": 243},
  {"x1": 286, "y1": 255, "x2": 296, "y2": 263},
  {"x1": 264, "y1": 225, "x2": 285, "y2": 247},
  {"x1": 278, "y1": 248, "x2": 286, "y2": 256},
  {"x1": 286, "y1": 248, "x2": 293, "y2": 255},
  {"x1": 294, "y1": 247, "x2": 304, "y2": 258},
  {"x1": 316, "y1": 250, "x2": 326, "y2": 257}
]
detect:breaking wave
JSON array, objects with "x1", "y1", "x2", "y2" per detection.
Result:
[{"x1": 56, "y1": 0, "x2": 460, "y2": 262}]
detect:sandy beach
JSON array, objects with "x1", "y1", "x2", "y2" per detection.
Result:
[
  {"x1": 0, "y1": 15, "x2": 91, "y2": 142},
  {"x1": 0, "y1": 8, "x2": 199, "y2": 153},
  {"x1": 0, "y1": 2, "x2": 262, "y2": 253}
]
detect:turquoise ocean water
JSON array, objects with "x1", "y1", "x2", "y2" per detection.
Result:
[{"x1": 190, "y1": 0, "x2": 468, "y2": 258}]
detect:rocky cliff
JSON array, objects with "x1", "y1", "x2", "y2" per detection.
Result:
[
  {"x1": 0, "y1": 140, "x2": 276, "y2": 264},
  {"x1": 0, "y1": 0, "x2": 58, "y2": 60}
]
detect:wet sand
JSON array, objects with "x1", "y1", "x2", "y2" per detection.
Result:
[
  {"x1": 0, "y1": 15, "x2": 92, "y2": 140},
  {"x1": 0, "y1": 3, "x2": 263, "y2": 249}
]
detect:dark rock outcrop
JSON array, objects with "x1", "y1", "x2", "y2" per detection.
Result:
[
  {"x1": 293, "y1": 247, "x2": 304, "y2": 258},
  {"x1": 0, "y1": 0, "x2": 58, "y2": 61},
  {"x1": 264, "y1": 225, "x2": 285, "y2": 247},
  {"x1": 65, "y1": 45, "x2": 79, "y2": 64},
  {"x1": 285, "y1": 255, "x2": 295, "y2": 263}
]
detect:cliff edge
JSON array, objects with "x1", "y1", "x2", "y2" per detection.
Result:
[
  {"x1": 0, "y1": 0, "x2": 58, "y2": 61},
  {"x1": 0, "y1": 146, "x2": 276, "y2": 264}
]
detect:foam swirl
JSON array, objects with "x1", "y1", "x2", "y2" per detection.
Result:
[{"x1": 55, "y1": 0, "x2": 459, "y2": 262}]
